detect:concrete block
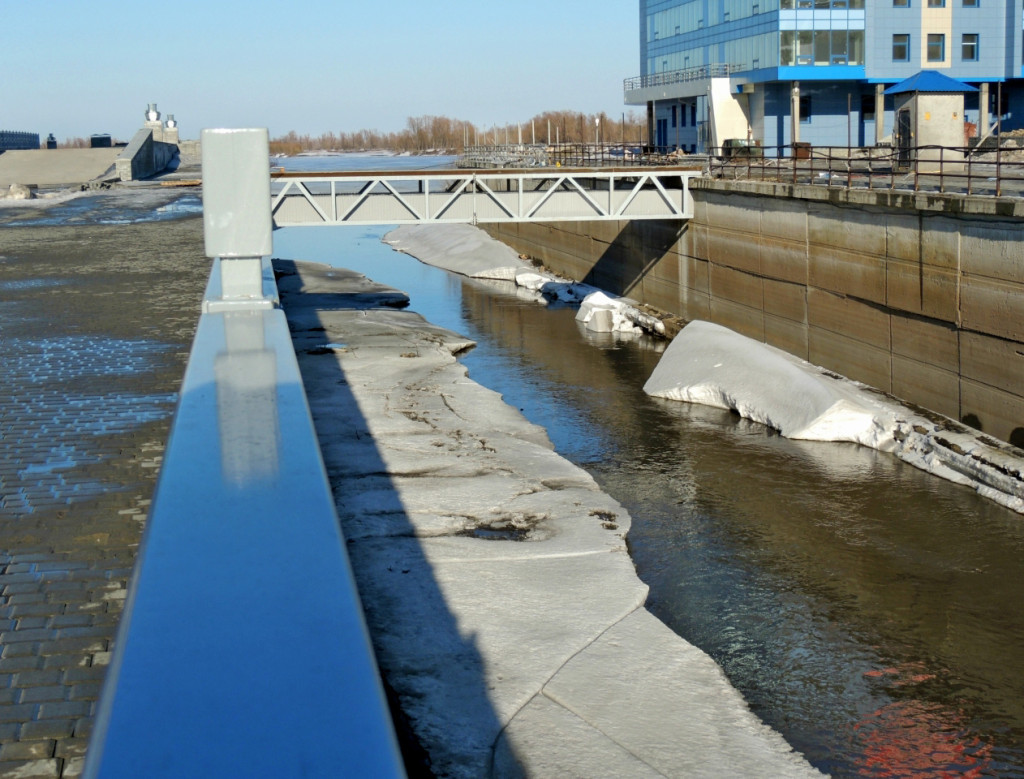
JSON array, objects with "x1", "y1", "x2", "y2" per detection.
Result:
[
  {"x1": 960, "y1": 219, "x2": 1024, "y2": 283},
  {"x1": 891, "y1": 315, "x2": 959, "y2": 373},
  {"x1": 679, "y1": 288, "x2": 711, "y2": 322},
  {"x1": 709, "y1": 297, "x2": 764, "y2": 342},
  {"x1": 885, "y1": 259, "x2": 958, "y2": 322},
  {"x1": 808, "y1": 245, "x2": 887, "y2": 304},
  {"x1": 640, "y1": 276, "x2": 682, "y2": 315},
  {"x1": 892, "y1": 356, "x2": 961, "y2": 420},
  {"x1": 764, "y1": 314, "x2": 809, "y2": 360},
  {"x1": 960, "y1": 331, "x2": 1024, "y2": 398},
  {"x1": 763, "y1": 278, "x2": 807, "y2": 323},
  {"x1": 706, "y1": 227, "x2": 760, "y2": 274},
  {"x1": 759, "y1": 237, "x2": 807, "y2": 285},
  {"x1": 680, "y1": 257, "x2": 709, "y2": 294},
  {"x1": 808, "y1": 327, "x2": 893, "y2": 393},
  {"x1": 710, "y1": 264, "x2": 763, "y2": 310},
  {"x1": 703, "y1": 191, "x2": 762, "y2": 235},
  {"x1": 808, "y1": 202, "x2": 886, "y2": 256},
  {"x1": 647, "y1": 250, "x2": 680, "y2": 286},
  {"x1": 691, "y1": 191, "x2": 709, "y2": 224},
  {"x1": 808, "y1": 288, "x2": 891, "y2": 351},
  {"x1": 682, "y1": 223, "x2": 709, "y2": 262},
  {"x1": 960, "y1": 378, "x2": 1024, "y2": 447},
  {"x1": 918, "y1": 216, "x2": 961, "y2": 272},
  {"x1": 885, "y1": 212, "x2": 923, "y2": 263},
  {"x1": 759, "y1": 197, "x2": 806, "y2": 243},
  {"x1": 583, "y1": 220, "x2": 624, "y2": 246},
  {"x1": 960, "y1": 275, "x2": 1024, "y2": 342},
  {"x1": 639, "y1": 220, "x2": 683, "y2": 256}
]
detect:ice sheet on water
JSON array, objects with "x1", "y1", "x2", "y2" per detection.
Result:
[{"x1": 645, "y1": 320, "x2": 1024, "y2": 513}]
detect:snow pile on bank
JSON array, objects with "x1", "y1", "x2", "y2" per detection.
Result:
[
  {"x1": 645, "y1": 321, "x2": 1024, "y2": 513},
  {"x1": 383, "y1": 223, "x2": 529, "y2": 281},
  {"x1": 576, "y1": 290, "x2": 667, "y2": 336},
  {"x1": 385, "y1": 224, "x2": 667, "y2": 335}
]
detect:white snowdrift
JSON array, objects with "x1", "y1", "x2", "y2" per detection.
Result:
[
  {"x1": 576, "y1": 290, "x2": 667, "y2": 336},
  {"x1": 385, "y1": 224, "x2": 666, "y2": 335},
  {"x1": 383, "y1": 223, "x2": 529, "y2": 281},
  {"x1": 645, "y1": 321, "x2": 1024, "y2": 514}
]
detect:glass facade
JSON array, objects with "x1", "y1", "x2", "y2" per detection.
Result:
[
  {"x1": 780, "y1": 30, "x2": 866, "y2": 66},
  {"x1": 645, "y1": 0, "x2": 868, "y2": 74},
  {"x1": 633, "y1": 0, "x2": 1024, "y2": 151}
]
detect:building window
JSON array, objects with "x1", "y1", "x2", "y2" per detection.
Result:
[
  {"x1": 861, "y1": 94, "x2": 877, "y2": 121},
  {"x1": 893, "y1": 33, "x2": 910, "y2": 61},
  {"x1": 800, "y1": 95, "x2": 812, "y2": 123},
  {"x1": 671, "y1": 104, "x2": 677, "y2": 128},
  {"x1": 962, "y1": 33, "x2": 979, "y2": 60},
  {"x1": 963, "y1": 0, "x2": 978, "y2": 5},
  {"x1": 927, "y1": 0, "x2": 945, "y2": 6},
  {"x1": 894, "y1": 0, "x2": 909, "y2": 5},
  {"x1": 927, "y1": 33, "x2": 945, "y2": 61}
]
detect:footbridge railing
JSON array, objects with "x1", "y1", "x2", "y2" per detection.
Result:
[
  {"x1": 271, "y1": 167, "x2": 699, "y2": 226},
  {"x1": 84, "y1": 129, "x2": 404, "y2": 778}
]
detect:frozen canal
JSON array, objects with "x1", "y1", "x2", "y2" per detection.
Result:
[{"x1": 273, "y1": 155, "x2": 1024, "y2": 777}]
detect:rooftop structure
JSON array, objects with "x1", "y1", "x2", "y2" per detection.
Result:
[{"x1": 625, "y1": 0, "x2": 1024, "y2": 154}]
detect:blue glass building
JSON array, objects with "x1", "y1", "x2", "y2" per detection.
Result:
[{"x1": 625, "y1": 0, "x2": 1024, "y2": 153}]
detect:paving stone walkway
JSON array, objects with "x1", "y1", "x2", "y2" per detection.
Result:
[{"x1": 0, "y1": 213, "x2": 208, "y2": 778}]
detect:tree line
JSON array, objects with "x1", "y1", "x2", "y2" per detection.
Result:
[{"x1": 269, "y1": 110, "x2": 648, "y2": 155}]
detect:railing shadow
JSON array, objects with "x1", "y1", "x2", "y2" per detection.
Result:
[{"x1": 274, "y1": 258, "x2": 518, "y2": 777}]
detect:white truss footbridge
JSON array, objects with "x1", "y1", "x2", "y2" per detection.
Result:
[{"x1": 270, "y1": 167, "x2": 700, "y2": 227}]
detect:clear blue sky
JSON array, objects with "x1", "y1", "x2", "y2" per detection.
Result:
[{"x1": 5, "y1": 0, "x2": 640, "y2": 142}]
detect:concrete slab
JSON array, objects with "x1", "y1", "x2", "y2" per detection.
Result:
[{"x1": 0, "y1": 149, "x2": 121, "y2": 188}]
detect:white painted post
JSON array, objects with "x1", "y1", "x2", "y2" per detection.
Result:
[{"x1": 201, "y1": 129, "x2": 272, "y2": 306}]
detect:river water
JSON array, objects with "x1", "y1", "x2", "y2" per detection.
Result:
[{"x1": 278, "y1": 155, "x2": 1023, "y2": 777}]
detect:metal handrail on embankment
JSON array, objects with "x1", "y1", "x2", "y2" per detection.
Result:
[
  {"x1": 459, "y1": 142, "x2": 689, "y2": 169},
  {"x1": 84, "y1": 129, "x2": 404, "y2": 778},
  {"x1": 706, "y1": 143, "x2": 1024, "y2": 197}
]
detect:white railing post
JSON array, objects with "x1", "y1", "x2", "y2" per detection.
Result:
[{"x1": 201, "y1": 128, "x2": 275, "y2": 311}]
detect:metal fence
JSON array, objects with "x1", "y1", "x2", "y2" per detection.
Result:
[
  {"x1": 706, "y1": 143, "x2": 1024, "y2": 198},
  {"x1": 459, "y1": 143, "x2": 696, "y2": 169},
  {"x1": 623, "y1": 64, "x2": 737, "y2": 92},
  {"x1": 0, "y1": 130, "x2": 40, "y2": 151}
]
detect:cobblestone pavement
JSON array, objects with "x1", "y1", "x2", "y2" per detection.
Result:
[{"x1": 0, "y1": 212, "x2": 208, "y2": 778}]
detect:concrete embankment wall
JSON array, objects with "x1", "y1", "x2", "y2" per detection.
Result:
[
  {"x1": 115, "y1": 127, "x2": 178, "y2": 181},
  {"x1": 483, "y1": 181, "x2": 1024, "y2": 448}
]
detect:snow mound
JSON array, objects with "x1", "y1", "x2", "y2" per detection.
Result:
[
  {"x1": 577, "y1": 291, "x2": 667, "y2": 336},
  {"x1": 645, "y1": 321, "x2": 1024, "y2": 513},
  {"x1": 644, "y1": 321, "x2": 896, "y2": 447},
  {"x1": 383, "y1": 223, "x2": 529, "y2": 280},
  {"x1": 384, "y1": 225, "x2": 665, "y2": 331}
]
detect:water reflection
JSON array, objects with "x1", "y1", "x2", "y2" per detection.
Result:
[
  {"x1": 214, "y1": 312, "x2": 281, "y2": 486},
  {"x1": 274, "y1": 222, "x2": 1024, "y2": 777}
]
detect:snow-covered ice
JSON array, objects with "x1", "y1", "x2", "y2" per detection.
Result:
[
  {"x1": 385, "y1": 223, "x2": 669, "y2": 336},
  {"x1": 645, "y1": 320, "x2": 1024, "y2": 514},
  {"x1": 277, "y1": 260, "x2": 822, "y2": 778}
]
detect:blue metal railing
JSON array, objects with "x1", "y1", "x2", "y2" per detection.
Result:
[{"x1": 84, "y1": 129, "x2": 405, "y2": 778}]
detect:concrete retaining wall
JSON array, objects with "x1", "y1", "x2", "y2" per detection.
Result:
[
  {"x1": 483, "y1": 181, "x2": 1024, "y2": 448},
  {"x1": 114, "y1": 128, "x2": 177, "y2": 182}
]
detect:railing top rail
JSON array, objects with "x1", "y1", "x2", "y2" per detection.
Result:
[
  {"x1": 624, "y1": 63, "x2": 739, "y2": 91},
  {"x1": 272, "y1": 166, "x2": 704, "y2": 179}
]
